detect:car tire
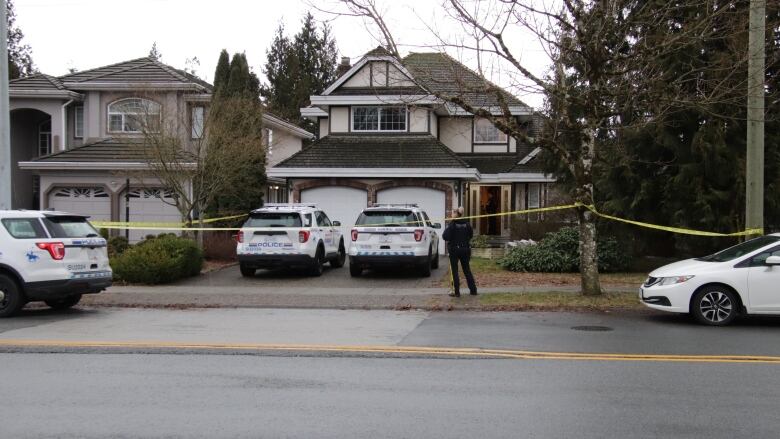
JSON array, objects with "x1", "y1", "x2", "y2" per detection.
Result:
[
  {"x1": 44, "y1": 294, "x2": 82, "y2": 310},
  {"x1": 331, "y1": 240, "x2": 346, "y2": 268},
  {"x1": 240, "y1": 263, "x2": 256, "y2": 278},
  {"x1": 310, "y1": 246, "x2": 325, "y2": 277},
  {"x1": 350, "y1": 261, "x2": 362, "y2": 277},
  {"x1": 0, "y1": 274, "x2": 25, "y2": 318},
  {"x1": 691, "y1": 286, "x2": 739, "y2": 326},
  {"x1": 431, "y1": 246, "x2": 440, "y2": 269},
  {"x1": 420, "y1": 248, "x2": 432, "y2": 277}
]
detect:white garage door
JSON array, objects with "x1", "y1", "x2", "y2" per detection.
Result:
[
  {"x1": 377, "y1": 186, "x2": 446, "y2": 255},
  {"x1": 48, "y1": 187, "x2": 111, "y2": 221},
  {"x1": 119, "y1": 188, "x2": 181, "y2": 242},
  {"x1": 301, "y1": 186, "x2": 368, "y2": 236}
]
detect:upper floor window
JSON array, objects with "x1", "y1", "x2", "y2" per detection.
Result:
[
  {"x1": 191, "y1": 106, "x2": 204, "y2": 139},
  {"x1": 74, "y1": 106, "x2": 84, "y2": 138},
  {"x1": 38, "y1": 120, "x2": 51, "y2": 157},
  {"x1": 474, "y1": 117, "x2": 508, "y2": 143},
  {"x1": 108, "y1": 98, "x2": 161, "y2": 133},
  {"x1": 352, "y1": 106, "x2": 406, "y2": 132}
]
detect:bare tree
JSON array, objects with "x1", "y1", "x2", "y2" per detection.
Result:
[{"x1": 321, "y1": 0, "x2": 743, "y2": 295}]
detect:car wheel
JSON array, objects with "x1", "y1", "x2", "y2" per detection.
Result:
[
  {"x1": 0, "y1": 274, "x2": 25, "y2": 318},
  {"x1": 310, "y1": 246, "x2": 325, "y2": 277},
  {"x1": 331, "y1": 240, "x2": 346, "y2": 268},
  {"x1": 420, "y1": 248, "x2": 432, "y2": 277},
  {"x1": 350, "y1": 261, "x2": 362, "y2": 277},
  {"x1": 240, "y1": 263, "x2": 256, "y2": 278},
  {"x1": 431, "y1": 246, "x2": 440, "y2": 269},
  {"x1": 44, "y1": 294, "x2": 82, "y2": 310},
  {"x1": 692, "y1": 286, "x2": 739, "y2": 326}
]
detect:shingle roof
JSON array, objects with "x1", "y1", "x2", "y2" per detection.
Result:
[
  {"x1": 330, "y1": 86, "x2": 425, "y2": 96},
  {"x1": 9, "y1": 74, "x2": 66, "y2": 91},
  {"x1": 364, "y1": 46, "x2": 394, "y2": 57},
  {"x1": 459, "y1": 152, "x2": 542, "y2": 174},
  {"x1": 276, "y1": 134, "x2": 470, "y2": 168},
  {"x1": 32, "y1": 138, "x2": 193, "y2": 163},
  {"x1": 402, "y1": 52, "x2": 527, "y2": 109},
  {"x1": 59, "y1": 57, "x2": 212, "y2": 91}
]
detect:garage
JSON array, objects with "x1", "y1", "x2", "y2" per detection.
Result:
[
  {"x1": 120, "y1": 188, "x2": 182, "y2": 242},
  {"x1": 48, "y1": 187, "x2": 111, "y2": 221},
  {"x1": 376, "y1": 186, "x2": 447, "y2": 255},
  {"x1": 300, "y1": 186, "x2": 368, "y2": 236}
]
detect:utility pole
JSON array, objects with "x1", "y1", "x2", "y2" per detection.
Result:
[
  {"x1": 746, "y1": 0, "x2": 766, "y2": 234},
  {"x1": 0, "y1": 0, "x2": 12, "y2": 210}
]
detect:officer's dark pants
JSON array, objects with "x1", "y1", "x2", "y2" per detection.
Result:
[{"x1": 448, "y1": 246, "x2": 477, "y2": 294}]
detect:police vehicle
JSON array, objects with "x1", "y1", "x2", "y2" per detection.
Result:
[
  {"x1": 348, "y1": 204, "x2": 441, "y2": 277},
  {"x1": 236, "y1": 204, "x2": 346, "y2": 277},
  {"x1": 0, "y1": 210, "x2": 112, "y2": 317}
]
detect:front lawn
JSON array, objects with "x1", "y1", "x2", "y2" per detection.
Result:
[{"x1": 436, "y1": 258, "x2": 647, "y2": 289}]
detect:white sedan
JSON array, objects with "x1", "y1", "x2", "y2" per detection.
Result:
[{"x1": 640, "y1": 234, "x2": 780, "y2": 325}]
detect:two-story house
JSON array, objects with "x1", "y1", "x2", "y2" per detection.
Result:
[
  {"x1": 9, "y1": 56, "x2": 312, "y2": 240},
  {"x1": 269, "y1": 47, "x2": 554, "y2": 253}
]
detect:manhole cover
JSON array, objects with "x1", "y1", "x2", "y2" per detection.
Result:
[{"x1": 571, "y1": 325, "x2": 613, "y2": 332}]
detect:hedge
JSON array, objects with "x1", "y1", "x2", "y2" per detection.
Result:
[
  {"x1": 111, "y1": 234, "x2": 203, "y2": 284},
  {"x1": 499, "y1": 227, "x2": 631, "y2": 273}
]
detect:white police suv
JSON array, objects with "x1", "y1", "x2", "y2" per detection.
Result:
[
  {"x1": 236, "y1": 204, "x2": 346, "y2": 277},
  {"x1": 0, "y1": 210, "x2": 112, "y2": 317},
  {"x1": 348, "y1": 204, "x2": 441, "y2": 277}
]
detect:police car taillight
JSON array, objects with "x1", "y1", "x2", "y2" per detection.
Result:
[
  {"x1": 36, "y1": 242, "x2": 65, "y2": 260},
  {"x1": 351, "y1": 229, "x2": 358, "y2": 241},
  {"x1": 414, "y1": 229, "x2": 424, "y2": 241},
  {"x1": 299, "y1": 230, "x2": 310, "y2": 243},
  {"x1": 236, "y1": 231, "x2": 244, "y2": 243}
]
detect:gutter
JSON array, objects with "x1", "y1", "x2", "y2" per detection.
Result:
[
  {"x1": 61, "y1": 99, "x2": 74, "y2": 150},
  {"x1": 18, "y1": 161, "x2": 198, "y2": 171},
  {"x1": 268, "y1": 167, "x2": 480, "y2": 180}
]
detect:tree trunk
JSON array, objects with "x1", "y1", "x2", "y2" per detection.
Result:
[{"x1": 578, "y1": 207, "x2": 602, "y2": 296}]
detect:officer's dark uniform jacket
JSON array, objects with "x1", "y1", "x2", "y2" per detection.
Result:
[{"x1": 442, "y1": 218, "x2": 477, "y2": 295}]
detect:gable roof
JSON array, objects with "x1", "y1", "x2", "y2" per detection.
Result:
[
  {"x1": 402, "y1": 52, "x2": 528, "y2": 110},
  {"x1": 59, "y1": 57, "x2": 212, "y2": 91},
  {"x1": 9, "y1": 74, "x2": 66, "y2": 91},
  {"x1": 275, "y1": 134, "x2": 470, "y2": 169}
]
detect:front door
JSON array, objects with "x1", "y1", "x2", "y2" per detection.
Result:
[{"x1": 469, "y1": 185, "x2": 511, "y2": 236}]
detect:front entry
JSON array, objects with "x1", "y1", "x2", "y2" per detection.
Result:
[{"x1": 468, "y1": 184, "x2": 511, "y2": 236}]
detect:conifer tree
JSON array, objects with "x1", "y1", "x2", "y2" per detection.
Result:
[
  {"x1": 5, "y1": 0, "x2": 34, "y2": 79},
  {"x1": 213, "y1": 49, "x2": 231, "y2": 94}
]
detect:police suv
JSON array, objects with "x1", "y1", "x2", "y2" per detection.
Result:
[
  {"x1": 0, "y1": 210, "x2": 112, "y2": 317},
  {"x1": 236, "y1": 204, "x2": 346, "y2": 277},
  {"x1": 348, "y1": 204, "x2": 441, "y2": 277}
]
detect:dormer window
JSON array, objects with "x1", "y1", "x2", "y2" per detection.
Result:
[
  {"x1": 474, "y1": 117, "x2": 508, "y2": 143},
  {"x1": 108, "y1": 98, "x2": 161, "y2": 133},
  {"x1": 352, "y1": 106, "x2": 406, "y2": 132}
]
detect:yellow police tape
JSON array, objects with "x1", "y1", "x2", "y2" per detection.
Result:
[{"x1": 89, "y1": 204, "x2": 763, "y2": 237}]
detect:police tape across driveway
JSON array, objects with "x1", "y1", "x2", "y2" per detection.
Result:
[{"x1": 89, "y1": 203, "x2": 763, "y2": 238}]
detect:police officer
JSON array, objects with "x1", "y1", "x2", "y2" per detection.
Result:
[{"x1": 442, "y1": 207, "x2": 477, "y2": 297}]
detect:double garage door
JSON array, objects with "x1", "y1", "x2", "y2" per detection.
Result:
[
  {"x1": 300, "y1": 185, "x2": 446, "y2": 254},
  {"x1": 48, "y1": 186, "x2": 180, "y2": 242}
]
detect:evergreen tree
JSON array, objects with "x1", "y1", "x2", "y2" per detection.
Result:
[
  {"x1": 5, "y1": 0, "x2": 34, "y2": 79},
  {"x1": 213, "y1": 49, "x2": 231, "y2": 94},
  {"x1": 262, "y1": 14, "x2": 338, "y2": 131},
  {"x1": 148, "y1": 42, "x2": 162, "y2": 60}
]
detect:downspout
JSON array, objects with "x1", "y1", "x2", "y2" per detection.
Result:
[{"x1": 60, "y1": 99, "x2": 74, "y2": 151}]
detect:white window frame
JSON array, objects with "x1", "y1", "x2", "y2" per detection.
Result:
[
  {"x1": 473, "y1": 117, "x2": 508, "y2": 144},
  {"x1": 107, "y1": 98, "x2": 162, "y2": 134},
  {"x1": 74, "y1": 106, "x2": 84, "y2": 138},
  {"x1": 191, "y1": 106, "x2": 204, "y2": 139},
  {"x1": 38, "y1": 120, "x2": 51, "y2": 157},
  {"x1": 351, "y1": 106, "x2": 407, "y2": 132}
]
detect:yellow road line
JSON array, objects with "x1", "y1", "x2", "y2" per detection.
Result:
[{"x1": 1, "y1": 339, "x2": 779, "y2": 364}]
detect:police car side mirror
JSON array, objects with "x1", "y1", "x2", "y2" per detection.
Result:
[
  {"x1": 332, "y1": 221, "x2": 341, "y2": 227},
  {"x1": 765, "y1": 255, "x2": 780, "y2": 266},
  {"x1": 433, "y1": 223, "x2": 442, "y2": 229}
]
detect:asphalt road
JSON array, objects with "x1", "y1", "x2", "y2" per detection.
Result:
[{"x1": 2, "y1": 308, "x2": 780, "y2": 438}]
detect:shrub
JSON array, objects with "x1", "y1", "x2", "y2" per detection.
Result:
[
  {"x1": 499, "y1": 226, "x2": 631, "y2": 273},
  {"x1": 470, "y1": 235, "x2": 491, "y2": 248},
  {"x1": 111, "y1": 235, "x2": 203, "y2": 284},
  {"x1": 107, "y1": 236, "x2": 129, "y2": 258}
]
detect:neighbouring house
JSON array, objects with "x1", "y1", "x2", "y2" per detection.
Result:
[
  {"x1": 270, "y1": 46, "x2": 555, "y2": 253},
  {"x1": 9, "y1": 56, "x2": 313, "y2": 241}
]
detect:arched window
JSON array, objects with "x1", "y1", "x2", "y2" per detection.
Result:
[{"x1": 107, "y1": 98, "x2": 161, "y2": 133}]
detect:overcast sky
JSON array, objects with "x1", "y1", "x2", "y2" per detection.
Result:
[{"x1": 15, "y1": 0, "x2": 550, "y2": 108}]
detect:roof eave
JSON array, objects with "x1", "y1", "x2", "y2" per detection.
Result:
[
  {"x1": 478, "y1": 172, "x2": 555, "y2": 183},
  {"x1": 18, "y1": 161, "x2": 198, "y2": 171},
  {"x1": 10, "y1": 90, "x2": 84, "y2": 100},
  {"x1": 61, "y1": 82, "x2": 207, "y2": 91},
  {"x1": 262, "y1": 114, "x2": 314, "y2": 139},
  {"x1": 269, "y1": 167, "x2": 479, "y2": 180}
]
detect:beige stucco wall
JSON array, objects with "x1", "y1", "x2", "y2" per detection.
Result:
[
  {"x1": 343, "y1": 64, "x2": 372, "y2": 87},
  {"x1": 371, "y1": 62, "x2": 387, "y2": 86},
  {"x1": 330, "y1": 107, "x2": 349, "y2": 133},
  {"x1": 98, "y1": 91, "x2": 183, "y2": 140},
  {"x1": 409, "y1": 107, "x2": 428, "y2": 133},
  {"x1": 388, "y1": 64, "x2": 415, "y2": 87},
  {"x1": 430, "y1": 113, "x2": 439, "y2": 138},
  {"x1": 10, "y1": 98, "x2": 66, "y2": 151},
  {"x1": 319, "y1": 118, "x2": 329, "y2": 137},
  {"x1": 438, "y1": 117, "x2": 472, "y2": 153},
  {"x1": 473, "y1": 143, "x2": 509, "y2": 153},
  {"x1": 267, "y1": 129, "x2": 304, "y2": 167}
]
